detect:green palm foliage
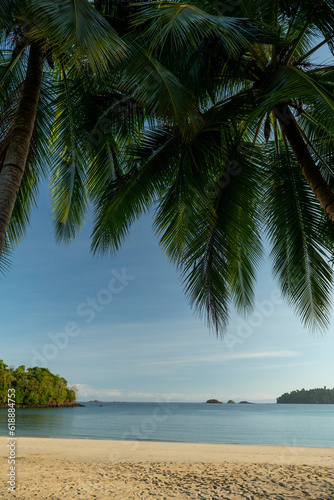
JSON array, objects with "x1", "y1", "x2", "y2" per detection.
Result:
[
  {"x1": 2, "y1": 0, "x2": 334, "y2": 337},
  {"x1": 87, "y1": 0, "x2": 334, "y2": 334},
  {"x1": 43, "y1": 0, "x2": 266, "y2": 250},
  {"x1": 0, "y1": 0, "x2": 126, "y2": 267}
]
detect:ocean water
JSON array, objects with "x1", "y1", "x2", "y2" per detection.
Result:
[{"x1": 0, "y1": 402, "x2": 333, "y2": 448}]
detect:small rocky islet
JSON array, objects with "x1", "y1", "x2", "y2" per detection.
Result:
[{"x1": 205, "y1": 399, "x2": 252, "y2": 404}]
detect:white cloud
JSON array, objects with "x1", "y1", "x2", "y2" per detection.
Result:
[
  {"x1": 74, "y1": 384, "x2": 123, "y2": 399},
  {"x1": 255, "y1": 361, "x2": 316, "y2": 370},
  {"x1": 74, "y1": 386, "x2": 216, "y2": 402},
  {"x1": 124, "y1": 392, "x2": 214, "y2": 402},
  {"x1": 141, "y1": 350, "x2": 301, "y2": 366}
]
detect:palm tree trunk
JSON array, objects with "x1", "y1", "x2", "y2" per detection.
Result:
[
  {"x1": 275, "y1": 104, "x2": 334, "y2": 223},
  {"x1": 0, "y1": 43, "x2": 44, "y2": 254}
]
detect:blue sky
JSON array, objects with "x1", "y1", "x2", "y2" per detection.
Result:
[
  {"x1": 1, "y1": 47, "x2": 334, "y2": 404},
  {"x1": 2, "y1": 184, "x2": 333, "y2": 403}
]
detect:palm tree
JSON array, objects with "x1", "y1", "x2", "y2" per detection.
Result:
[
  {"x1": 50, "y1": 0, "x2": 266, "y2": 243},
  {"x1": 88, "y1": 0, "x2": 334, "y2": 334},
  {"x1": 0, "y1": 0, "x2": 267, "y2": 246},
  {"x1": 4, "y1": 0, "x2": 333, "y2": 335},
  {"x1": 0, "y1": 0, "x2": 223, "y2": 257},
  {"x1": 45, "y1": 1, "x2": 277, "y2": 336},
  {"x1": 0, "y1": 0, "x2": 126, "y2": 263}
]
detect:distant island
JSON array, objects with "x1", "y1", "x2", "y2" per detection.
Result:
[
  {"x1": 206, "y1": 399, "x2": 253, "y2": 404},
  {"x1": 88, "y1": 400, "x2": 101, "y2": 403},
  {"x1": 277, "y1": 387, "x2": 334, "y2": 404},
  {"x1": 0, "y1": 360, "x2": 82, "y2": 407}
]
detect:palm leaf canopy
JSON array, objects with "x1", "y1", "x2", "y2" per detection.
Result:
[
  {"x1": 131, "y1": 1, "x2": 272, "y2": 56},
  {"x1": 2, "y1": 0, "x2": 334, "y2": 337},
  {"x1": 24, "y1": 0, "x2": 127, "y2": 73},
  {"x1": 86, "y1": 0, "x2": 334, "y2": 335},
  {"x1": 0, "y1": 0, "x2": 128, "y2": 257}
]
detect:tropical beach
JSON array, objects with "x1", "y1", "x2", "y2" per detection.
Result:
[
  {"x1": 2, "y1": 0, "x2": 334, "y2": 498},
  {"x1": 1, "y1": 437, "x2": 334, "y2": 499}
]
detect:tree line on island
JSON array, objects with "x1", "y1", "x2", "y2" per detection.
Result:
[
  {"x1": 0, "y1": 360, "x2": 78, "y2": 407},
  {"x1": 277, "y1": 387, "x2": 334, "y2": 404},
  {"x1": 207, "y1": 388, "x2": 334, "y2": 404}
]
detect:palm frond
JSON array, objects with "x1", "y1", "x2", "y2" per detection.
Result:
[
  {"x1": 91, "y1": 126, "x2": 178, "y2": 255},
  {"x1": 50, "y1": 71, "x2": 89, "y2": 243},
  {"x1": 280, "y1": 0, "x2": 334, "y2": 41},
  {"x1": 118, "y1": 44, "x2": 201, "y2": 135},
  {"x1": 26, "y1": 0, "x2": 127, "y2": 73},
  {"x1": 0, "y1": 236, "x2": 11, "y2": 276},
  {"x1": 180, "y1": 138, "x2": 263, "y2": 332},
  {"x1": 0, "y1": 0, "x2": 17, "y2": 30},
  {"x1": 131, "y1": 1, "x2": 271, "y2": 57},
  {"x1": 152, "y1": 114, "x2": 264, "y2": 333},
  {"x1": 264, "y1": 141, "x2": 333, "y2": 331}
]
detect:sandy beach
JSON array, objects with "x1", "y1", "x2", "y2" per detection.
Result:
[{"x1": 1, "y1": 437, "x2": 334, "y2": 499}]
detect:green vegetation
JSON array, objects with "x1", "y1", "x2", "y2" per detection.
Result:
[
  {"x1": 2, "y1": 1, "x2": 334, "y2": 336},
  {"x1": 0, "y1": 360, "x2": 76, "y2": 405},
  {"x1": 89, "y1": 0, "x2": 334, "y2": 334},
  {"x1": 277, "y1": 387, "x2": 334, "y2": 404}
]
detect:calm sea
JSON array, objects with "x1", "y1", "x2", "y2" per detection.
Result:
[{"x1": 0, "y1": 403, "x2": 333, "y2": 448}]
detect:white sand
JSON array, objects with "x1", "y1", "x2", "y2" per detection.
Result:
[{"x1": 1, "y1": 437, "x2": 333, "y2": 498}]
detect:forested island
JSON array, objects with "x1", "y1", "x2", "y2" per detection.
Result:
[
  {"x1": 277, "y1": 387, "x2": 334, "y2": 404},
  {"x1": 0, "y1": 360, "x2": 80, "y2": 407}
]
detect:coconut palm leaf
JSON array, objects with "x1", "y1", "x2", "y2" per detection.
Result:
[
  {"x1": 152, "y1": 131, "x2": 217, "y2": 262},
  {"x1": 0, "y1": 0, "x2": 18, "y2": 30},
  {"x1": 91, "y1": 126, "x2": 178, "y2": 255},
  {"x1": 175, "y1": 138, "x2": 264, "y2": 332},
  {"x1": 131, "y1": 1, "x2": 270, "y2": 57},
  {"x1": 0, "y1": 236, "x2": 11, "y2": 275},
  {"x1": 280, "y1": 0, "x2": 334, "y2": 41},
  {"x1": 118, "y1": 43, "x2": 201, "y2": 135},
  {"x1": 264, "y1": 142, "x2": 333, "y2": 331},
  {"x1": 50, "y1": 71, "x2": 89, "y2": 243},
  {"x1": 2, "y1": 0, "x2": 334, "y2": 336},
  {"x1": 0, "y1": 33, "x2": 29, "y2": 98},
  {"x1": 261, "y1": 66, "x2": 334, "y2": 111},
  {"x1": 26, "y1": 0, "x2": 127, "y2": 73}
]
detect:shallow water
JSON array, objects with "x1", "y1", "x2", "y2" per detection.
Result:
[{"x1": 0, "y1": 402, "x2": 333, "y2": 447}]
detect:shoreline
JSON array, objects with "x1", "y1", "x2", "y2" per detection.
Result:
[
  {"x1": 1, "y1": 438, "x2": 334, "y2": 498},
  {"x1": 0, "y1": 437, "x2": 332, "y2": 465},
  {"x1": 0, "y1": 433, "x2": 334, "y2": 449},
  {"x1": 0, "y1": 402, "x2": 84, "y2": 408}
]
